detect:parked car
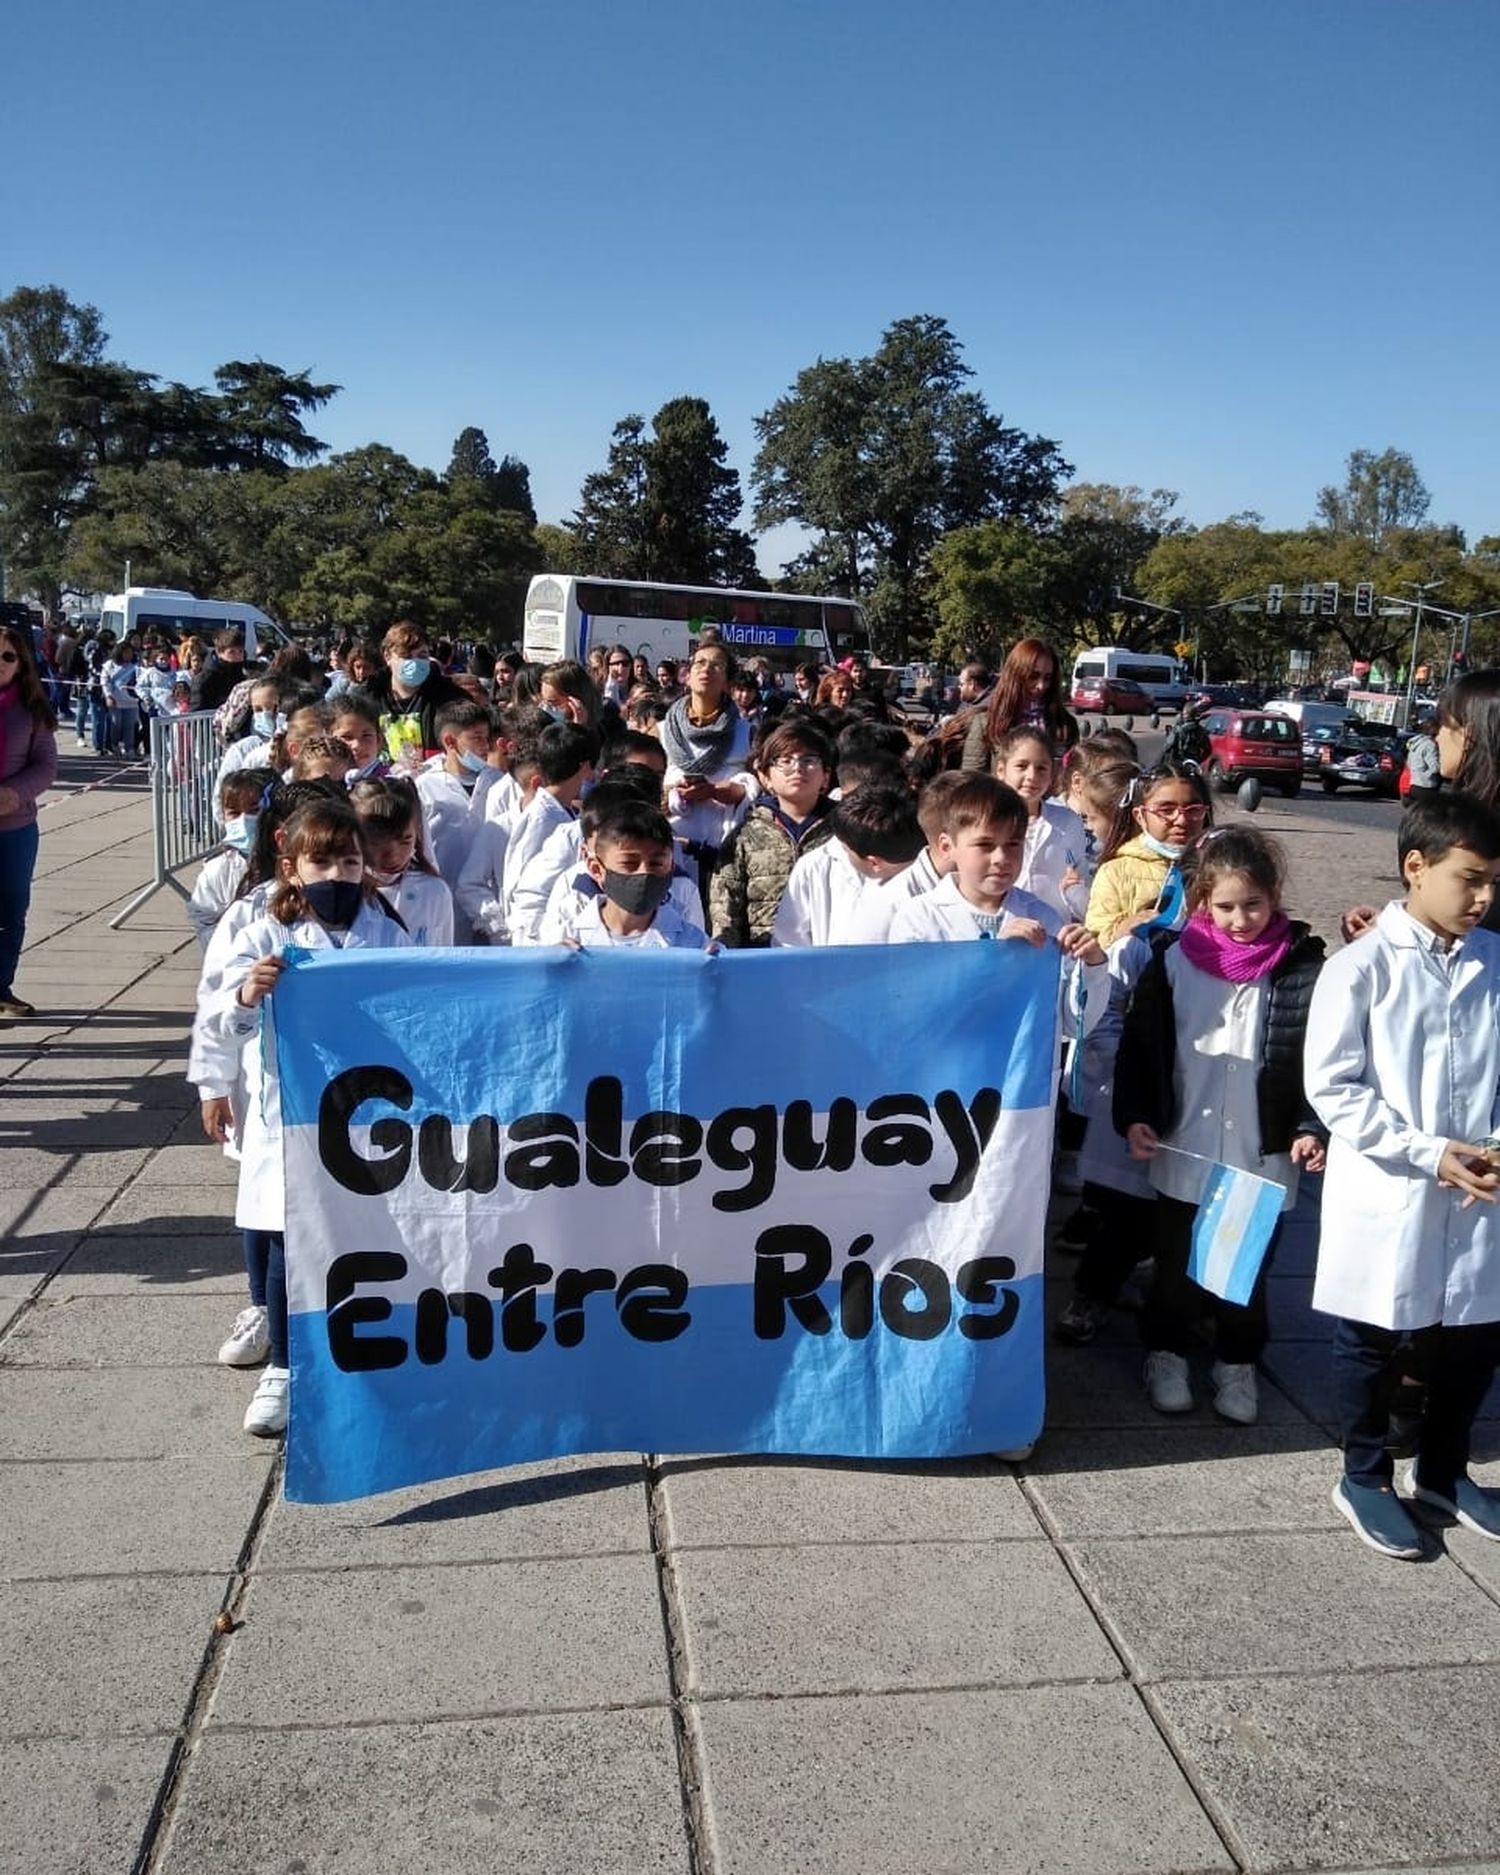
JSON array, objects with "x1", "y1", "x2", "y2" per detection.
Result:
[
  {"x1": 1314, "y1": 721, "x2": 1410, "y2": 797},
  {"x1": 1299, "y1": 720, "x2": 1357, "y2": 776},
  {"x1": 1201, "y1": 708, "x2": 1302, "y2": 797},
  {"x1": 1071, "y1": 676, "x2": 1155, "y2": 718}
]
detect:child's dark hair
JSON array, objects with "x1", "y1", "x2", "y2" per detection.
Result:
[
  {"x1": 1398, "y1": 789, "x2": 1500, "y2": 870},
  {"x1": 991, "y1": 724, "x2": 1057, "y2": 768},
  {"x1": 580, "y1": 772, "x2": 669, "y2": 839},
  {"x1": 830, "y1": 782, "x2": 925, "y2": 864},
  {"x1": 239, "y1": 777, "x2": 346, "y2": 895},
  {"x1": 833, "y1": 752, "x2": 906, "y2": 800},
  {"x1": 942, "y1": 775, "x2": 1028, "y2": 840},
  {"x1": 272, "y1": 699, "x2": 333, "y2": 769},
  {"x1": 601, "y1": 729, "x2": 668, "y2": 772},
  {"x1": 348, "y1": 775, "x2": 438, "y2": 874},
  {"x1": 1187, "y1": 827, "x2": 1286, "y2": 911},
  {"x1": 1082, "y1": 726, "x2": 1140, "y2": 765},
  {"x1": 537, "y1": 721, "x2": 600, "y2": 786},
  {"x1": 1097, "y1": 757, "x2": 1212, "y2": 864},
  {"x1": 220, "y1": 766, "x2": 274, "y2": 820},
  {"x1": 291, "y1": 734, "x2": 354, "y2": 779},
  {"x1": 268, "y1": 800, "x2": 372, "y2": 926},
  {"x1": 435, "y1": 698, "x2": 495, "y2": 740},
  {"x1": 755, "y1": 719, "x2": 834, "y2": 776},
  {"x1": 329, "y1": 687, "x2": 382, "y2": 731},
  {"x1": 591, "y1": 795, "x2": 675, "y2": 855},
  {"x1": 836, "y1": 720, "x2": 910, "y2": 768},
  {"x1": 915, "y1": 770, "x2": 968, "y2": 844}
]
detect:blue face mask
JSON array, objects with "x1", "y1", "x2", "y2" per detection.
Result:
[
  {"x1": 252, "y1": 710, "x2": 277, "y2": 740},
  {"x1": 223, "y1": 812, "x2": 258, "y2": 855},
  {"x1": 540, "y1": 702, "x2": 567, "y2": 723},
  {"x1": 456, "y1": 748, "x2": 489, "y2": 775},
  {"x1": 397, "y1": 657, "x2": 431, "y2": 688}
]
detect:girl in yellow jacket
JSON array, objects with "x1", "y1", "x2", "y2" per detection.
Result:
[{"x1": 1084, "y1": 760, "x2": 1214, "y2": 947}]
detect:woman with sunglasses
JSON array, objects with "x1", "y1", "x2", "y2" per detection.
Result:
[{"x1": 0, "y1": 627, "x2": 60, "y2": 1017}]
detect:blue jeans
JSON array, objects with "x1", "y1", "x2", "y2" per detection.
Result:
[
  {"x1": 0, "y1": 821, "x2": 40, "y2": 997},
  {"x1": 242, "y1": 1231, "x2": 288, "y2": 1367},
  {"x1": 1333, "y1": 1316, "x2": 1500, "y2": 1489}
]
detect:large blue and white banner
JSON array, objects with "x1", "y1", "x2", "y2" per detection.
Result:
[{"x1": 276, "y1": 943, "x2": 1059, "y2": 1502}]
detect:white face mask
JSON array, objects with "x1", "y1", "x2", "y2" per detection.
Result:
[
  {"x1": 456, "y1": 748, "x2": 489, "y2": 775},
  {"x1": 223, "y1": 813, "x2": 258, "y2": 855},
  {"x1": 1139, "y1": 831, "x2": 1189, "y2": 861}
]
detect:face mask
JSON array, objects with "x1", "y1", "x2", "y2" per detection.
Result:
[
  {"x1": 540, "y1": 702, "x2": 567, "y2": 723},
  {"x1": 223, "y1": 813, "x2": 258, "y2": 855},
  {"x1": 601, "y1": 869, "x2": 672, "y2": 916},
  {"x1": 397, "y1": 657, "x2": 431, "y2": 688},
  {"x1": 456, "y1": 748, "x2": 489, "y2": 775},
  {"x1": 367, "y1": 865, "x2": 403, "y2": 887},
  {"x1": 252, "y1": 710, "x2": 277, "y2": 739},
  {"x1": 155, "y1": 658, "x2": 171, "y2": 671},
  {"x1": 303, "y1": 879, "x2": 363, "y2": 927},
  {"x1": 346, "y1": 758, "x2": 381, "y2": 782},
  {"x1": 1139, "y1": 831, "x2": 1190, "y2": 861}
]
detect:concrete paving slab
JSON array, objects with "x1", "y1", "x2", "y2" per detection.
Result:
[
  {"x1": 698, "y1": 1682, "x2": 1233, "y2": 1875},
  {"x1": 211, "y1": 1553, "x2": 670, "y2": 1725},
  {"x1": 0, "y1": 1184, "x2": 108, "y2": 1237},
  {"x1": 0, "y1": 1293, "x2": 232, "y2": 1367},
  {"x1": 0, "y1": 1365, "x2": 260, "y2": 1458},
  {"x1": 0, "y1": 1239, "x2": 74, "y2": 1295},
  {"x1": 1027, "y1": 1425, "x2": 1342, "y2": 1538},
  {"x1": 1, "y1": 1573, "x2": 223, "y2": 1737},
  {"x1": 157, "y1": 1708, "x2": 689, "y2": 1875},
  {"x1": 0, "y1": 1734, "x2": 172, "y2": 1875},
  {"x1": 1152, "y1": 1663, "x2": 1500, "y2": 1871},
  {"x1": 0, "y1": 1145, "x2": 155, "y2": 1189},
  {"x1": 0, "y1": 1455, "x2": 270, "y2": 1576},
  {"x1": 673, "y1": 1538, "x2": 1118, "y2": 1698},
  {"x1": 91, "y1": 1182, "x2": 235, "y2": 1234},
  {"x1": 47, "y1": 1231, "x2": 245, "y2": 1296},
  {"x1": 1046, "y1": 1342, "x2": 1313, "y2": 1431},
  {"x1": 258, "y1": 1455, "x2": 651, "y2": 1569},
  {"x1": 133, "y1": 1141, "x2": 239, "y2": 1185},
  {"x1": 1069, "y1": 1528, "x2": 1500, "y2": 1680},
  {"x1": 659, "y1": 1454, "x2": 1039, "y2": 1549}
]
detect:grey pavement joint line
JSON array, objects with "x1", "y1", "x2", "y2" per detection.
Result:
[
  {"x1": 645, "y1": 1453, "x2": 719, "y2": 1875},
  {"x1": 1015, "y1": 1468, "x2": 1253, "y2": 1873},
  {"x1": 131, "y1": 1455, "x2": 285, "y2": 1875}
]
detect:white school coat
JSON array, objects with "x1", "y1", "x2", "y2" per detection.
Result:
[
  {"x1": 416, "y1": 762, "x2": 498, "y2": 889},
  {"x1": 376, "y1": 869, "x2": 453, "y2": 947},
  {"x1": 1074, "y1": 932, "x2": 1154, "y2": 1199},
  {"x1": 205, "y1": 902, "x2": 415, "y2": 1232},
  {"x1": 771, "y1": 840, "x2": 887, "y2": 947},
  {"x1": 502, "y1": 790, "x2": 575, "y2": 918},
  {"x1": 887, "y1": 874, "x2": 1110, "y2": 1041},
  {"x1": 538, "y1": 869, "x2": 706, "y2": 945},
  {"x1": 570, "y1": 897, "x2": 711, "y2": 951},
  {"x1": 843, "y1": 848, "x2": 944, "y2": 945},
  {"x1": 1018, "y1": 800, "x2": 1090, "y2": 924},
  {"x1": 454, "y1": 818, "x2": 510, "y2": 941},
  {"x1": 1305, "y1": 901, "x2": 1500, "y2": 1329},
  {"x1": 509, "y1": 819, "x2": 583, "y2": 946},
  {"x1": 481, "y1": 769, "x2": 522, "y2": 831},
  {"x1": 188, "y1": 848, "x2": 249, "y2": 951}
]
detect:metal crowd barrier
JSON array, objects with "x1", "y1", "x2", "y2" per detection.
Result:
[{"x1": 109, "y1": 709, "x2": 223, "y2": 929}]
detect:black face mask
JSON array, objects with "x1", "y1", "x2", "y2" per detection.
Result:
[
  {"x1": 602, "y1": 869, "x2": 672, "y2": 916},
  {"x1": 304, "y1": 880, "x2": 363, "y2": 928}
]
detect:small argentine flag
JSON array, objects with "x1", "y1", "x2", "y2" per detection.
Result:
[{"x1": 1186, "y1": 1158, "x2": 1284, "y2": 1306}]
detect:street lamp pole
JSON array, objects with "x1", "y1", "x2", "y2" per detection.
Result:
[{"x1": 1401, "y1": 580, "x2": 1444, "y2": 725}]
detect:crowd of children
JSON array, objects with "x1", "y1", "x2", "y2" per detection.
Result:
[{"x1": 180, "y1": 640, "x2": 1500, "y2": 1564}]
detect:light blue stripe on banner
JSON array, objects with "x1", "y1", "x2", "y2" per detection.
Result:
[
  {"x1": 1187, "y1": 1163, "x2": 1284, "y2": 1307},
  {"x1": 283, "y1": 1273, "x2": 1045, "y2": 1503},
  {"x1": 274, "y1": 943, "x2": 1060, "y2": 1131}
]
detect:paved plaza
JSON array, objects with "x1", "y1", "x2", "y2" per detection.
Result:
[{"x1": 3, "y1": 756, "x2": 1499, "y2": 1875}]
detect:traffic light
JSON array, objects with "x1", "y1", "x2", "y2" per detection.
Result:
[
  {"x1": 1266, "y1": 583, "x2": 1283, "y2": 616},
  {"x1": 1320, "y1": 581, "x2": 1340, "y2": 616},
  {"x1": 1300, "y1": 582, "x2": 1318, "y2": 615},
  {"x1": 1354, "y1": 581, "x2": 1374, "y2": 618}
]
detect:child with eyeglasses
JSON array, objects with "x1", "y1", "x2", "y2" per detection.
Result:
[
  {"x1": 1084, "y1": 759, "x2": 1212, "y2": 948},
  {"x1": 710, "y1": 721, "x2": 836, "y2": 946}
]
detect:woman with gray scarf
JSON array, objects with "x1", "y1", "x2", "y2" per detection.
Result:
[{"x1": 660, "y1": 643, "x2": 756, "y2": 903}]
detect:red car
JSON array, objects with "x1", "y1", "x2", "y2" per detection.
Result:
[
  {"x1": 1201, "y1": 708, "x2": 1302, "y2": 798},
  {"x1": 1071, "y1": 676, "x2": 1155, "y2": 717}
]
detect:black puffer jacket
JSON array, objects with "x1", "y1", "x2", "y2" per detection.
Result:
[{"x1": 1113, "y1": 921, "x2": 1327, "y2": 1154}]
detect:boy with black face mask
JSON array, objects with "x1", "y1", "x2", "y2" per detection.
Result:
[{"x1": 571, "y1": 797, "x2": 710, "y2": 950}]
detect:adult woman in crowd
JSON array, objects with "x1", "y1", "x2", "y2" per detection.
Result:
[
  {"x1": 961, "y1": 636, "x2": 1077, "y2": 772},
  {"x1": 660, "y1": 642, "x2": 756, "y2": 895},
  {"x1": 0, "y1": 626, "x2": 60, "y2": 1017},
  {"x1": 815, "y1": 669, "x2": 854, "y2": 711},
  {"x1": 539, "y1": 659, "x2": 604, "y2": 728}
]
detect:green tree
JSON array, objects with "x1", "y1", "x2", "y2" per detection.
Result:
[
  {"x1": 752, "y1": 314, "x2": 1070, "y2": 657},
  {"x1": 208, "y1": 360, "x2": 339, "y2": 471},
  {"x1": 534, "y1": 520, "x2": 580, "y2": 570},
  {"x1": 493, "y1": 454, "x2": 535, "y2": 523},
  {"x1": 574, "y1": 399, "x2": 758, "y2": 584},
  {"x1": 446, "y1": 425, "x2": 498, "y2": 487},
  {"x1": 1315, "y1": 448, "x2": 1431, "y2": 546}
]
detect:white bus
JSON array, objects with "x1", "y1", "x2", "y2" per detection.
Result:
[
  {"x1": 1069, "y1": 645, "x2": 1191, "y2": 708},
  {"x1": 522, "y1": 575, "x2": 871, "y2": 677},
  {"x1": 100, "y1": 587, "x2": 291, "y2": 657}
]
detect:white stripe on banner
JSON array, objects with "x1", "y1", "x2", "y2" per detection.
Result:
[{"x1": 276, "y1": 942, "x2": 1061, "y2": 1502}]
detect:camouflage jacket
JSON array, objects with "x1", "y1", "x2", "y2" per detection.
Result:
[{"x1": 709, "y1": 800, "x2": 834, "y2": 946}]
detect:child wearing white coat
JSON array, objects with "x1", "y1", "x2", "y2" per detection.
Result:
[
  {"x1": 195, "y1": 797, "x2": 414, "y2": 1436},
  {"x1": 350, "y1": 776, "x2": 454, "y2": 947},
  {"x1": 771, "y1": 783, "x2": 925, "y2": 947},
  {"x1": 991, "y1": 726, "x2": 1090, "y2": 924},
  {"x1": 1305, "y1": 791, "x2": 1500, "y2": 1560}
]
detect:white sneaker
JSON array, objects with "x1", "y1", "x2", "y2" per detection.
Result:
[
  {"x1": 1144, "y1": 1351, "x2": 1194, "y2": 1414},
  {"x1": 1053, "y1": 1150, "x2": 1083, "y2": 1195},
  {"x1": 1211, "y1": 1361, "x2": 1259, "y2": 1425},
  {"x1": 217, "y1": 1304, "x2": 269, "y2": 1367},
  {"x1": 243, "y1": 1365, "x2": 289, "y2": 1437}
]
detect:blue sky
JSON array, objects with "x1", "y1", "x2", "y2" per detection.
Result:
[{"x1": 6, "y1": 0, "x2": 1497, "y2": 566}]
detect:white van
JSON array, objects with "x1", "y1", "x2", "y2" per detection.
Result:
[
  {"x1": 1070, "y1": 646, "x2": 1190, "y2": 708},
  {"x1": 100, "y1": 588, "x2": 291, "y2": 657},
  {"x1": 1263, "y1": 698, "x2": 1353, "y2": 735}
]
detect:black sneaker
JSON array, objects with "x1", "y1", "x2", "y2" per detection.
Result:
[
  {"x1": 1053, "y1": 1295, "x2": 1107, "y2": 1345},
  {"x1": 1055, "y1": 1207, "x2": 1098, "y2": 1252}
]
